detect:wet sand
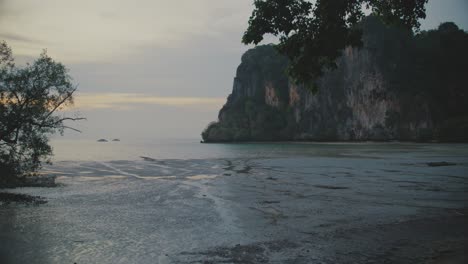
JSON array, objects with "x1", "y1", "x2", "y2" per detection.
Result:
[{"x1": 0, "y1": 143, "x2": 467, "y2": 263}]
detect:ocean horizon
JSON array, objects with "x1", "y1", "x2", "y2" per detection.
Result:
[{"x1": 49, "y1": 138, "x2": 468, "y2": 162}]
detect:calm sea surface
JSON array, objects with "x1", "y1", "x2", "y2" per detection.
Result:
[{"x1": 50, "y1": 138, "x2": 468, "y2": 162}]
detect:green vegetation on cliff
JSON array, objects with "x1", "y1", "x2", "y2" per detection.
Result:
[
  {"x1": 202, "y1": 17, "x2": 468, "y2": 142},
  {"x1": 202, "y1": 46, "x2": 294, "y2": 142}
]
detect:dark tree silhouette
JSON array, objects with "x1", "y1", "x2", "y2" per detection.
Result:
[
  {"x1": 0, "y1": 41, "x2": 83, "y2": 184},
  {"x1": 242, "y1": 0, "x2": 428, "y2": 91}
]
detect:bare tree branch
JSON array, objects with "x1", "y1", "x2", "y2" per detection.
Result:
[
  {"x1": 62, "y1": 126, "x2": 82, "y2": 133},
  {"x1": 43, "y1": 86, "x2": 77, "y2": 120}
]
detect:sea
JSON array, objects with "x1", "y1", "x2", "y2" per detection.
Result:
[{"x1": 49, "y1": 138, "x2": 468, "y2": 162}]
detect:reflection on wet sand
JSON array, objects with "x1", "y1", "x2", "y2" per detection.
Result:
[
  {"x1": 1, "y1": 144, "x2": 467, "y2": 263},
  {"x1": 187, "y1": 175, "x2": 218, "y2": 180}
]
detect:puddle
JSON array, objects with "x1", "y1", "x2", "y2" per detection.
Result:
[{"x1": 187, "y1": 175, "x2": 218, "y2": 180}]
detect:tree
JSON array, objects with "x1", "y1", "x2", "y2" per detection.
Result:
[
  {"x1": 242, "y1": 0, "x2": 428, "y2": 91},
  {"x1": 0, "y1": 41, "x2": 83, "y2": 184}
]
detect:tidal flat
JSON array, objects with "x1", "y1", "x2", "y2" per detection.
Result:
[{"x1": 1, "y1": 143, "x2": 467, "y2": 263}]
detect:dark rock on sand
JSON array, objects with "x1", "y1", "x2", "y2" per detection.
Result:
[
  {"x1": 21, "y1": 174, "x2": 57, "y2": 187},
  {"x1": 140, "y1": 156, "x2": 157, "y2": 162},
  {"x1": 0, "y1": 192, "x2": 47, "y2": 205},
  {"x1": 313, "y1": 185, "x2": 350, "y2": 190},
  {"x1": 427, "y1": 162, "x2": 457, "y2": 167}
]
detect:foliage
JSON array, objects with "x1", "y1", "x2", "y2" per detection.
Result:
[
  {"x1": 0, "y1": 41, "x2": 83, "y2": 182},
  {"x1": 413, "y1": 22, "x2": 468, "y2": 118},
  {"x1": 204, "y1": 18, "x2": 468, "y2": 142},
  {"x1": 242, "y1": 0, "x2": 428, "y2": 91}
]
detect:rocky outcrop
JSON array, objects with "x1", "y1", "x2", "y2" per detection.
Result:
[{"x1": 202, "y1": 17, "x2": 468, "y2": 142}]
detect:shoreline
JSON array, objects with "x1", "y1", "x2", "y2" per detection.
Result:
[
  {"x1": 201, "y1": 139, "x2": 468, "y2": 144},
  {"x1": 0, "y1": 174, "x2": 57, "y2": 190}
]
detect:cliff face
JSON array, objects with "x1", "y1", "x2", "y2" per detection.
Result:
[{"x1": 202, "y1": 17, "x2": 468, "y2": 142}]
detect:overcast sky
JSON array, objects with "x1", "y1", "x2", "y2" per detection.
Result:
[{"x1": 1, "y1": 0, "x2": 467, "y2": 140}]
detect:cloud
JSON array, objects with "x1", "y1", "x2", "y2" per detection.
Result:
[
  {"x1": 2, "y1": 0, "x2": 468, "y2": 65},
  {"x1": 0, "y1": 0, "x2": 4, "y2": 17},
  {"x1": 71, "y1": 92, "x2": 225, "y2": 110},
  {"x1": 0, "y1": 0, "x2": 253, "y2": 63},
  {"x1": 0, "y1": 33, "x2": 45, "y2": 44}
]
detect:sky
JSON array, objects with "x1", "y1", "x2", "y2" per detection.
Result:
[{"x1": 1, "y1": 0, "x2": 467, "y2": 140}]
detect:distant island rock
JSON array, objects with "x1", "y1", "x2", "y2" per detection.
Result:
[
  {"x1": 202, "y1": 17, "x2": 468, "y2": 143},
  {"x1": 112, "y1": 139, "x2": 120, "y2": 142},
  {"x1": 97, "y1": 139, "x2": 108, "y2": 142}
]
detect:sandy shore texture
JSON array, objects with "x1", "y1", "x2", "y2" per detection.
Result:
[{"x1": 0, "y1": 145, "x2": 467, "y2": 263}]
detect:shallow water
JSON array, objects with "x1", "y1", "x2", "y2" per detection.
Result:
[
  {"x1": 1, "y1": 140, "x2": 468, "y2": 263},
  {"x1": 50, "y1": 138, "x2": 468, "y2": 161}
]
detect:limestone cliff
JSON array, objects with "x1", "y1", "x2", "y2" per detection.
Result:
[{"x1": 202, "y1": 17, "x2": 468, "y2": 142}]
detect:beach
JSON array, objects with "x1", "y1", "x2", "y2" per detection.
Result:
[{"x1": 1, "y1": 141, "x2": 467, "y2": 263}]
